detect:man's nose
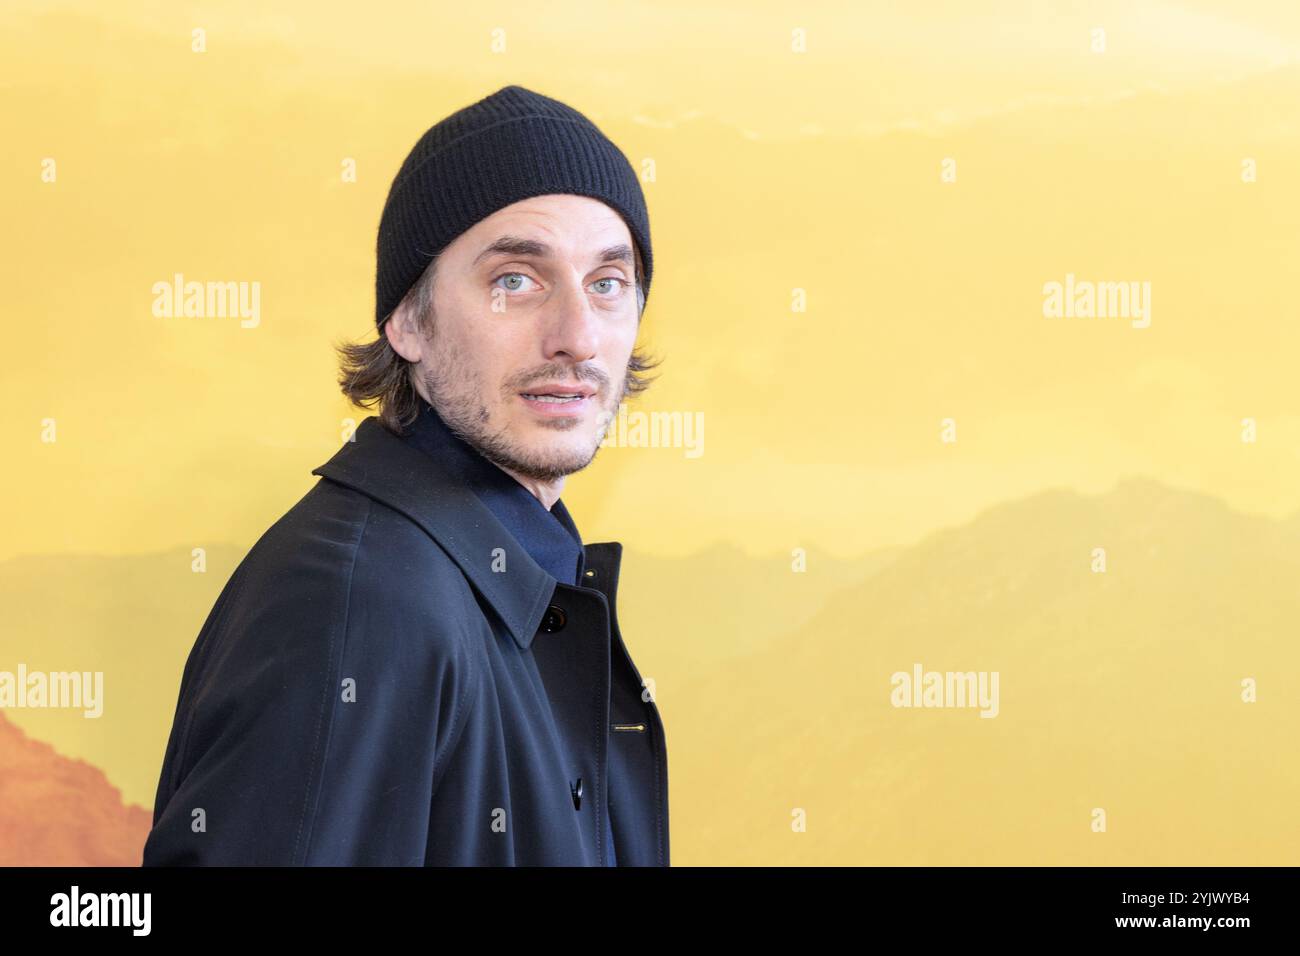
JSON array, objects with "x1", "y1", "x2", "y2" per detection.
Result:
[{"x1": 542, "y1": 278, "x2": 601, "y2": 360}]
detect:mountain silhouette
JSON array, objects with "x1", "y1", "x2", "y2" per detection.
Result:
[
  {"x1": 2, "y1": 479, "x2": 1297, "y2": 865},
  {"x1": 665, "y1": 476, "x2": 1300, "y2": 865},
  {"x1": 0, "y1": 710, "x2": 151, "y2": 866}
]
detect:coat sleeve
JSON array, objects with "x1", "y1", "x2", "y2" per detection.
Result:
[{"x1": 142, "y1": 496, "x2": 479, "y2": 866}]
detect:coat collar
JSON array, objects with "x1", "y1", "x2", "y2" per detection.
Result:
[{"x1": 311, "y1": 415, "x2": 617, "y2": 651}]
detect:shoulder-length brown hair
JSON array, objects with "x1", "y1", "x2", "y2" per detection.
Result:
[{"x1": 334, "y1": 245, "x2": 661, "y2": 435}]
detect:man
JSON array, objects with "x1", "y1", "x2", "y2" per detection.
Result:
[{"x1": 142, "y1": 85, "x2": 669, "y2": 866}]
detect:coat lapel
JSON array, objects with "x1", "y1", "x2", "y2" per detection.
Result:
[
  {"x1": 311, "y1": 415, "x2": 561, "y2": 650},
  {"x1": 312, "y1": 415, "x2": 646, "y2": 864}
]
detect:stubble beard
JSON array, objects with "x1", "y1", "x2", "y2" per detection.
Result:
[{"x1": 418, "y1": 335, "x2": 630, "y2": 484}]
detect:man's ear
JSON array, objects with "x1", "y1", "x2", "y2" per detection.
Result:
[{"x1": 383, "y1": 303, "x2": 424, "y2": 363}]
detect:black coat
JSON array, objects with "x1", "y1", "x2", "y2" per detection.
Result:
[{"x1": 142, "y1": 415, "x2": 670, "y2": 866}]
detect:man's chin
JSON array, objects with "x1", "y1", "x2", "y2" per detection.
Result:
[{"x1": 519, "y1": 444, "x2": 599, "y2": 478}]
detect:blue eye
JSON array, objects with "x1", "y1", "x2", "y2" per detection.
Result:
[
  {"x1": 494, "y1": 272, "x2": 538, "y2": 292},
  {"x1": 591, "y1": 277, "x2": 627, "y2": 296}
]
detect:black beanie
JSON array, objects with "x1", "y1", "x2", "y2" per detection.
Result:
[{"x1": 374, "y1": 85, "x2": 653, "y2": 328}]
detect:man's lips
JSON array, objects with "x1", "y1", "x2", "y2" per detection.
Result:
[
  {"x1": 518, "y1": 384, "x2": 597, "y2": 398},
  {"x1": 518, "y1": 384, "x2": 596, "y2": 417}
]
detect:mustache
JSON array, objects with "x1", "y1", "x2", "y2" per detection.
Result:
[{"x1": 515, "y1": 369, "x2": 607, "y2": 391}]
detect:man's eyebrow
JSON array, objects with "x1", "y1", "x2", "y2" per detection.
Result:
[
  {"x1": 473, "y1": 236, "x2": 548, "y2": 266},
  {"x1": 472, "y1": 236, "x2": 635, "y2": 269},
  {"x1": 597, "y1": 243, "x2": 635, "y2": 268}
]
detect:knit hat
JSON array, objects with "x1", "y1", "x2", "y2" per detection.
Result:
[{"x1": 374, "y1": 84, "x2": 653, "y2": 328}]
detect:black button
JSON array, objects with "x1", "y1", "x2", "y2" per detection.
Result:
[
  {"x1": 540, "y1": 604, "x2": 567, "y2": 633},
  {"x1": 571, "y1": 776, "x2": 583, "y2": 810}
]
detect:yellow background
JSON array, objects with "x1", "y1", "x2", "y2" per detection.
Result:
[{"x1": 2, "y1": 0, "x2": 1298, "y2": 864}]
